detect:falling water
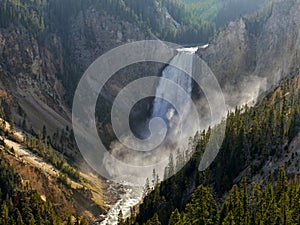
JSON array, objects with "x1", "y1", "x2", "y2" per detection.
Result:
[
  {"x1": 100, "y1": 47, "x2": 198, "y2": 225},
  {"x1": 151, "y1": 48, "x2": 196, "y2": 123}
]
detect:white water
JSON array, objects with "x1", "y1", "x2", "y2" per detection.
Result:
[
  {"x1": 152, "y1": 49, "x2": 196, "y2": 121},
  {"x1": 100, "y1": 184, "x2": 143, "y2": 225},
  {"x1": 100, "y1": 47, "x2": 198, "y2": 225}
]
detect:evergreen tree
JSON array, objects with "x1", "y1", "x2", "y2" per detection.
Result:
[
  {"x1": 168, "y1": 209, "x2": 181, "y2": 225},
  {"x1": 1, "y1": 202, "x2": 9, "y2": 225},
  {"x1": 16, "y1": 210, "x2": 24, "y2": 225},
  {"x1": 182, "y1": 185, "x2": 219, "y2": 225}
]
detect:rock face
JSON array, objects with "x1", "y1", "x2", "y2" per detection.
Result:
[
  {"x1": 198, "y1": 0, "x2": 300, "y2": 108},
  {"x1": 254, "y1": 1, "x2": 300, "y2": 82},
  {"x1": 0, "y1": 5, "x2": 158, "y2": 219},
  {"x1": 70, "y1": 8, "x2": 148, "y2": 69},
  {"x1": 0, "y1": 0, "x2": 297, "y2": 137},
  {"x1": 2, "y1": 0, "x2": 300, "y2": 147},
  {"x1": 0, "y1": 1, "x2": 166, "y2": 152},
  {"x1": 0, "y1": 25, "x2": 69, "y2": 133},
  {"x1": 0, "y1": 4, "x2": 152, "y2": 135}
]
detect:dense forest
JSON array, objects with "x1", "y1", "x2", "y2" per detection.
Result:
[
  {"x1": 133, "y1": 167, "x2": 300, "y2": 225},
  {"x1": 121, "y1": 72, "x2": 300, "y2": 224},
  {"x1": 0, "y1": 0, "x2": 215, "y2": 44},
  {"x1": 178, "y1": 0, "x2": 267, "y2": 27}
]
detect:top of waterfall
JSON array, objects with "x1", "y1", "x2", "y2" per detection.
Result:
[
  {"x1": 176, "y1": 44, "x2": 209, "y2": 54},
  {"x1": 177, "y1": 47, "x2": 198, "y2": 53}
]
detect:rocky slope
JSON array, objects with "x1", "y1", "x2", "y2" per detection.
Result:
[
  {"x1": 198, "y1": 0, "x2": 300, "y2": 108},
  {"x1": 2, "y1": 0, "x2": 300, "y2": 223},
  {"x1": 70, "y1": 9, "x2": 147, "y2": 70},
  {"x1": 0, "y1": 0, "x2": 180, "y2": 223},
  {"x1": 0, "y1": 25, "x2": 68, "y2": 133},
  {"x1": 0, "y1": 0, "x2": 177, "y2": 143}
]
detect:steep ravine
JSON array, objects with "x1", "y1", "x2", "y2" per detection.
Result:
[{"x1": 2, "y1": 0, "x2": 300, "y2": 223}]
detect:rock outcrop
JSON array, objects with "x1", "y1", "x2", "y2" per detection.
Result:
[
  {"x1": 198, "y1": 0, "x2": 300, "y2": 108},
  {"x1": 0, "y1": 25, "x2": 69, "y2": 133}
]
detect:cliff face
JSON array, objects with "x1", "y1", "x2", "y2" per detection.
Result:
[
  {"x1": 0, "y1": 3, "x2": 152, "y2": 135},
  {"x1": 2, "y1": 0, "x2": 300, "y2": 149},
  {"x1": 198, "y1": 0, "x2": 300, "y2": 107},
  {"x1": 69, "y1": 1, "x2": 178, "y2": 70},
  {"x1": 0, "y1": 3, "x2": 154, "y2": 220},
  {"x1": 254, "y1": 1, "x2": 300, "y2": 82},
  {"x1": 0, "y1": 25, "x2": 69, "y2": 133},
  {"x1": 70, "y1": 8, "x2": 148, "y2": 70}
]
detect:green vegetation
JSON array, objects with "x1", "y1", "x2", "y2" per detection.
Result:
[
  {"x1": 46, "y1": 0, "x2": 217, "y2": 45},
  {"x1": 0, "y1": 0, "x2": 275, "y2": 106},
  {"x1": 0, "y1": 0, "x2": 272, "y2": 45},
  {"x1": 1, "y1": 1, "x2": 299, "y2": 224},
  {"x1": 0, "y1": 0, "x2": 46, "y2": 35},
  {"x1": 0, "y1": 151, "x2": 61, "y2": 224},
  {"x1": 0, "y1": 151, "x2": 89, "y2": 225},
  {"x1": 179, "y1": 0, "x2": 222, "y2": 21},
  {"x1": 45, "y1": 0, "x2": 218, "y2": 105},
  {"x1": 23, "y1": 131, "x2": 81, "y2": 182},
  {"x1": 153, "y1": 167, "x2": 299, "y2": 225},
  {"x1": 126, "y1": 73, "x2": 300, "y2": 224},
  {"x1": 121, "y1": 0, "x2": 215, "y2": 43},
  {"x1": 0, "y1": 91, "x2": 80, "y2": 183},
  {"x1": 120, "y1": 167, "x2": 300, "y2": 225},
  {"x1": 178, "y1": 0, "x2": 267, "y2": 28}
]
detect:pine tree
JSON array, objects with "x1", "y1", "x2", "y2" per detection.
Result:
[
  {"x1": 167, "y1": 153, "x2": 175, "y2": 178},
  {"x1": 152, "y1": 169, "x2": 156, "y2": 187},
  {"x1": 222, "y1": 211, "x2": 236, "y2": 225},
  {"x1": 240, "y1": 177, "x2": 250, "y2": 225},
  {"x1": 220, "y1": 185, "x2": 244, "y2": 224},
  {"x1": 183, "y1": 185, "x2": 219, "y2": 225},
  {"x1": 16, "y1": 210, "x2": 24, "y2": 225},
  {"x1": 144, "y1": 178, "x2": 151, "y2": 196},
  {"x1": 150, "y1": 213, "x2": 161, "y2": 225},
  {"x1": 276, "y1": 166, "x2": 288, "y2": 200},
  {"x1": 1, "y1": 202, "x2": 9, "y2": 225},
  {"x1": 168, "y1": 209, "x2": 181, "y2": 225}
]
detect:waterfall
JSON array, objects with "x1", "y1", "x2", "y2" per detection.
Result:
[
  {"x1": 100, "y1": 47, "x2": 198, "y2": 225},
  {"x1": 151, "y1": 48, "x2": 197, "y2": 131}
]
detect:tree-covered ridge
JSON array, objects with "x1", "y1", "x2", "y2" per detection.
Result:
[
  {"x1": 0, "y1": 149, "x2": 91, "y2": 225},
  {"x1": 0, "y1": 150, "x2": 61, "y2": 225},
  {"x1": 178, "y1": 0, "x2": 220, "y2": 21},
  {"x1": 0, "y1": 0, "x2": 218, "y2": 46},
  {"x1": 121, "y1": 0, "x2": 215, "y2": 43},
  {"x1": 129, "y1": 72, "x2": 300, "y2": 225},
  {"x1": 0, "y1": 0, "x2": 278, "y2": 110},
  {"x1": 0, "y1": 0, "x2": 46, "y2": 34},
  {"x1": 118, "y1": 167, "x2": 300, "y2": 224},
  {"x1": 143, "y1": 167, "x2": 300, "y2": 225},
  {"x1": 178, "y1": 0, "x2": 268, "y2": 28},
  {"x1": 47, "y1": 0, "x2": 216, "y2": 44},
  {"x1": 0, "y1": 0, "x2": 273, "y2": 45}
]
